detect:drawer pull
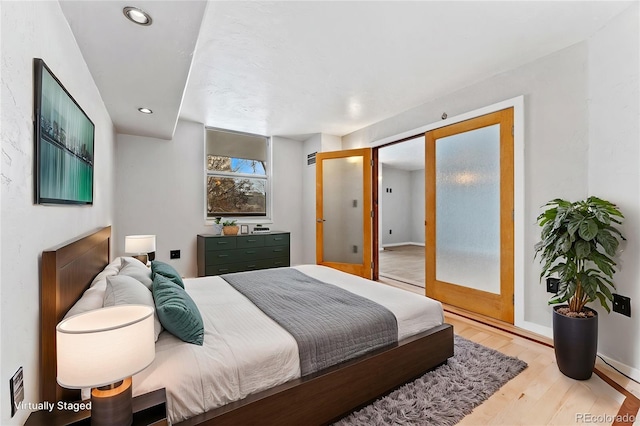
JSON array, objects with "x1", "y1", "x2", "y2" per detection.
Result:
[
  {"x1": 219, "y1": 268, "x2": 229, "y2": 272},
  {"x1": 273, "y1": 237, "x2": 283, "y2": 241},
  {"x1": 273, "y1": 249, "x2": 283, "y2": 252},
  {"x1": 217, "y1": 241, "x2": 228, "y2": 245},
  {"x1": 274, "y1": 261, "x2": 284, "y2": 265},
  {"x1": 247, "y1": 264, "x2": 257, "y2": 268},
  {"x1": 245, "y1": 250, "x2": 256, "y2": 254},
  {"x1": 217, "y1": 254, "x2": 229, "y2": 258},
  {"x1": 247, "y1": 239, "x2": 257, "y2": 242}
]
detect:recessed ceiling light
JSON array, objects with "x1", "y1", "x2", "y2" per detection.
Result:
[
  {"x1": 138, "y1": 107, "x2": 153, "y2": 114},
  {"x1": 123, "y1": 6, "x2": 152, "y2": 26}
]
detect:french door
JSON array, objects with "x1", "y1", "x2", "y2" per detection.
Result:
[
  {"x1": 316, "y1": 148, "x2": 373, "y2": 279},
  {"x1": 425, "y1": 108, "x2": 514, "y2": 323}
]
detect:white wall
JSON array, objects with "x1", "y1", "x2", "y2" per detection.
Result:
[
  {"x1": 380, "y1": 165, "x2": 411, "y2": 245},
  {"x1": 586, "y1": 3, "x2": 639, "y2": 376},
  {"x1": 302, "y1": 134, "x2": 322, "y2": 264},
  {"x1": 114, "y1": 121, "x2": 303, "y2": 277},
  {"x1": 343, "y1": 4, "x2": 639, "y2": 375},
  {"x1": 301, "y1": 133, "x2": 341, "y2": 264},
  {"x1": 345, "y1": 40, "x2": 590, "y2": 329},
  {"x1": 271, "y1": 136, "x2": 304, "y2": 265},
  {"x1": 410, "y1": 169, "x2": 425, "y2": 244},
  {"x1": 0, "y1": 2, "x2": 115, "y2": 424}
]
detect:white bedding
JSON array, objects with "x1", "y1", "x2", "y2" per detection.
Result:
[{"x1": 132, "y1": 265, "x2": 444, "y2": 424}]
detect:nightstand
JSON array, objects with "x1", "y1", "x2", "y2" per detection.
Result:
[{"x1": 25, "y1": 388, "x2": 167, "y2": 426}]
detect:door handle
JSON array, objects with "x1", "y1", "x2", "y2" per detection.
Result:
[{"x1": 316, "y1": 219, "x2": 326, "y2": 223}]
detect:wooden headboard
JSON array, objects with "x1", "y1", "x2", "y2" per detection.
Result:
[{"x1": 40, "y1": 226, "x2": 111, "y2": 403}]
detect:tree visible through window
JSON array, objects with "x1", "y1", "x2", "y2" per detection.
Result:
[{"x1": 206, "y1": 129, "x2": 268, "y2": 218}]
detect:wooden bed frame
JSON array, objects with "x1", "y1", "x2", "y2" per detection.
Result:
[{"x1": 41, "y1": 227, "x2": 454, "y2": 425}]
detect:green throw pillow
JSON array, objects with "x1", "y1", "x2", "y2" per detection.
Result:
[
  {"x1": 151, "y1": 260, "x2": 184, "y2": 288},
  {"x1": 152, "y1": 274, "x2": 203, "y2": 345}
]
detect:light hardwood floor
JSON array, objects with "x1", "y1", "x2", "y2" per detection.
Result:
[
  {"x1": 378, "y1": 245, "x2": 425, "y2": 286},
  {"x1": 379, "y1": 277, "x2": 640, "y2": 426}
]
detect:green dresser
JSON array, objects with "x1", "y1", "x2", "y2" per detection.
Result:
[{"x1": 197, "y1": 232, "x2": 290, "y2": 277}]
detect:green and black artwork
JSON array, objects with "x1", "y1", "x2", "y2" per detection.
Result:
[{"x1": 34, "y1": 58, "x2": 94, "y2": 205}]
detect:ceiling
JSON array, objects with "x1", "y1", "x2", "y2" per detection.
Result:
[{"x1": 60, "y1": 1, "x2": 633, "y2": 141}]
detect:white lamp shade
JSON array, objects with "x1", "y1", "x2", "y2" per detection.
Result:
[
  {"x1": 124, "y1": 235, "x2": 156, "y2": 254},
  {"x1": 56, "y1": 305, "x2": 155, "y2": 389}
]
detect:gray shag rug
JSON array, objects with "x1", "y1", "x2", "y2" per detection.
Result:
[{"x1": 334, "y1": 335, "x2": 527, "y2": 426}]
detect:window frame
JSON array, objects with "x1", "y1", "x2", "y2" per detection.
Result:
[{"x1": 204, "y1": 128, "x2": 273, "y2": 224}]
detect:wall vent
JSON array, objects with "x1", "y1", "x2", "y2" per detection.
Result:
[{"x1": 307, "y1": 152, "x2": 317, "y2": 166}]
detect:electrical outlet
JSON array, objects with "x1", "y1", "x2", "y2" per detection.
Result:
[
  {"x1": 546, "y1": 277, "x2": 559, "y2": 293},
  {"x1": 612, "y1": 294, "x2": 631, "y2": 317},
  {"x1": 10, "y1": 367, "x2": 23, "y2": 417},
  {"x1": 389, "y1": 229, "x2": 392, "y2": 235},
  {"x1": 170, "y1": 250, "x2": 180, "y2": 259}
]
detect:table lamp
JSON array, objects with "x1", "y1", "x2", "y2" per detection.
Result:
[
  {"x1": 56, "y1": 305, "x2": 155, "y2": 426},
  {"x1": 124, "y1": 235, "x2": 156, "y2": 264}
]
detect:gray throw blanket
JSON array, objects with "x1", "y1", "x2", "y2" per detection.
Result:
[{"x1": 221, "y1": 268, "x2": 398, "y2": 375}]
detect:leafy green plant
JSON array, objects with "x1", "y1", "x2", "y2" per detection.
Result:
[
  {"x1": 222, "y1": 219, "x2": 237, "y2": 226},
  {"x1": 535, "y1": 197, "x2": 625, "y2": 313},
  {"x1": 214, "y1": 217, "x2": 222, "y2": 224}
]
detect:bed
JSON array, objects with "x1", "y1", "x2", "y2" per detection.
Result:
[{"x1": 41, "y1": 227, "x2": 454, "y2": 425}]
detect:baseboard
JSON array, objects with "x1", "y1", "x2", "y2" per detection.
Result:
[
  {"x1": 517, "y1": 321, "x2": 640, "y2": 383},
  {"x1": 381, "y1": 242, "x2": 425, "y2": 248},
  {"x1": 517, "y1": 320, "x2": 553, "y2": 339},
  {"x1": 597, "y1": 353, "x2": 640, "y2": 384}
]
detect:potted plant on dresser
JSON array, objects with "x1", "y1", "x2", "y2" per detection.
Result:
[
  {"x1": 222, "y1": 219, "x2": 239, "y2": 236},
  {"x1": 535, "y1": 197, "x2": 625, "y2": 380},
  {"x1": 212, "y1": 217, "x2": 223, "y2": 235}
]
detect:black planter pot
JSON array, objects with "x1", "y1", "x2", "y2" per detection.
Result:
[{"x1": 552, "y1": 305, "x2": 598, "y2": 380}]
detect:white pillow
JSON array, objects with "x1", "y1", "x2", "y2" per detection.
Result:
[
  {"x1": 64, "y1": 257, "x2": 124, "y2": 319},
  {"x1": 118, "y1": 257, "x2": 153, "y2": 290},
  {"x1": 104, "y1": 275, "x2": 162, "y2": 341}
]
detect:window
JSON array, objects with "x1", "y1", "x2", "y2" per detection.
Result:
[{"x1": 205, "y1": 128, "x2": 270, "y2": 218}]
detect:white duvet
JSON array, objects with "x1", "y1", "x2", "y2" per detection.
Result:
[{"x1": 132, "y1": 265, "x2": 444, "y2": 424}]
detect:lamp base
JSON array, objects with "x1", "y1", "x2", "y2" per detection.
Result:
[
  {"x1": 132, "y1": 254, "x2": 148, "y2": 265},
  {"x1": 91, "y1": 377, "x2": 133, "y2": 426}
]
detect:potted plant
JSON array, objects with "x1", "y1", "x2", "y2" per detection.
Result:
[
  {"x1": 212, "y1": 217, "x2": 223, "y2": 236},
  {"x1": 535, "y1": 196, "x2": 624, "y2": 380},
  {"x1": 222, "y1": 219, "x2": 239, "y2": 236}
]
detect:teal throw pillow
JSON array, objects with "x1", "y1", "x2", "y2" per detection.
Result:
[
  {"x1": 152, "y1": 274, "x2": 203, "y2": 345},
  {"x1": 151, "y1": 260, "x2": 184, "y2": 289}
]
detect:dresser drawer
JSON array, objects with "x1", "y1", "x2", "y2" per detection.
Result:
[
  {"x1": 205, "y1": 247, "x2": 273, "y2": 266},
  {"x1": 263, "y1": 257, "x2": 290, "y2": 269},
  {"x1": 236, "y1": 235, "x2": 265, "y2": 248},
  {"x1": 264, "y1": 245, "x2": 288, "y2": 258},
  {"x1": 204, "y1": 237, "x2": 237, "y2": 251},
  {"x1": 205, "y1": 263, "x2": 245, "y2": 276},
  {"x1": 265, "y1": 234, "x2": 289, "y2": 246}
]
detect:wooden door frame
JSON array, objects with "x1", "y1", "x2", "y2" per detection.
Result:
[
  {"x1": 369, "y1": 96, "x2": 529, "y2": 333},
  {"x1": 425, "y1": 107, "x2": 514, "y2": 323},
  {"x1": 316, "y1": 148, "x2": 373, "y2": 279}
]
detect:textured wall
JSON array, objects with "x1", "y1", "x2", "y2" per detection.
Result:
[
  {"x1": 114, "y1": 122, "x2": 303, "y2": 276},
  {"x1": 587, "y1": 3, "x2": 640, "y2": 377},
  {"x1": 0, "y1": 2, "x2": 115, "y2": 424}
]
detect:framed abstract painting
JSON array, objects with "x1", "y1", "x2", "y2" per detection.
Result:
[{"x1": 33, "y1": 58, "x2": 95, "y2": 205}]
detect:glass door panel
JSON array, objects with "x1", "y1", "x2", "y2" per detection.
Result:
[
  {"x1": 322, "y1": 157, "x2": 364, "y2": 264},
  {"x1": 316, "y1": 148, "x2": 372, "y2": 278},
  {"x1": 435, "y1": 124, "x2": 500, "y2": 294}
]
